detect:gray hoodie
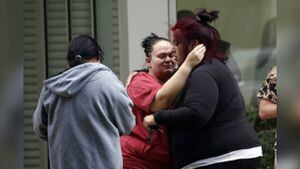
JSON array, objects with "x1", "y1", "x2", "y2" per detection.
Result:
[{"x1": 33, "y1": 63, "x2": 135, "y2": 169}]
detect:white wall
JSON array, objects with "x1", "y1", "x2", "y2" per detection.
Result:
[{"x1": 119, "y1": 0, "x2": 176, "y2": 82}]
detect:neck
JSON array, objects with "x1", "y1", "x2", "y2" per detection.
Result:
[
  {"x1": 86, "y1": 58, "x2": 100, "y2": 63},
  {"x1": 148, "y1": 71, "x2": 168, "y2": 83}
]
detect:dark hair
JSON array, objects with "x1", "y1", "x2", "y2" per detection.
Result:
[
  {"x1": 172, "y1": 8, "x2": 227, "y2": 61},
  {"x1": 141, "y1": 33, "x2": 169, "y2": 57},
  {"x1": 67, "y1": 35, "x2": 104, "y2": 67},
  {"x1": 177, "y1": 10, "x2": 196, "y2": 20},
  {"x1": 219, "y1": 40, "x2": 231, "y2": 53}
]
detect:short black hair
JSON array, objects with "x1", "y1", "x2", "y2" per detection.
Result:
[
  {"x1": 67, "y1": 35, "x2": 104, "y2": 67},
  {"x1": 141, "y1": 33, "x2": 169, "y2": 57}
]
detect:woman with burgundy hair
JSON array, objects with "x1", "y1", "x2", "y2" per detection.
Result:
[{"x1": 144, "y1": 9, "x2": 262, "y2": 169}]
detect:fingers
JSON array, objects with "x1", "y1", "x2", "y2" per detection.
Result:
[
  {"x1": 184, "y1": 44, "x2": 206, "y2": 67},
  {"x1": 194, "y1": 44, "x2": 206, "y2": 53},
  {"x1": 194, "y1": 45, "x2": 206, "y2": 58},
  {"x1": 143, "y1": 116, "x2": 151, "y2": 129},
  {"x1": 143, "y1": 120, "x2": 149, "y2": 128},
  {"x1": 189, "y1": 44, "x2": 206, "y2": 59},
  {"x1": 192, "y1": 44, "x2": 205, "y2": 52},
  {"x1": 143, "y1": 115, "x2": 157, "y2": 129}
]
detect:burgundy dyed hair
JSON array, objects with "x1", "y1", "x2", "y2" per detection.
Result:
[{"x1": 172, "y1": 8, "x2": 227, "y2": 61}]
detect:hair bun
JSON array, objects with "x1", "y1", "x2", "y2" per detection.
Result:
[
  {"x1": 142, "y1": 32, "x2": 158, "y2": 49},
  {"x1": 195, "y1": 8, "x2": 219, "y2": 23}
]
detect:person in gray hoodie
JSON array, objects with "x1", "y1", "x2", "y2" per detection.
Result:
[{"x1": 33, "y1": 35, "x2": 135, "y2": 169}]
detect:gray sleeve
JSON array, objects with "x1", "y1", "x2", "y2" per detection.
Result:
[
  {"x1": 103, "y1": 73, "x2": 135, "y2": 135},
  {"x1": 32, "y1": 86, "x2": 48, "y2": 140}
]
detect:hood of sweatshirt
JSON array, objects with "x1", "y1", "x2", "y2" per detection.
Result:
[{"x1": 44, "y1": 63, "x2": 112, "y2": 97}]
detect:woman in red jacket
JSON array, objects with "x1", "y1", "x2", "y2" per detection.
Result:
[{"x1": 121, "y1": 33, "x2": 205, "y2": 169}]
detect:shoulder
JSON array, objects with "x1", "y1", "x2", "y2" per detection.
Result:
[
  {"x1": 126, "y1": 72, "x2": 162, "y2": 99},
  {"x1": 188, "y1": 66, "x2": 217, "y2": 88},
  {"x1": 128, "y1": 72, "x2": 161, "y2": 88},
  {"x1": 190, "y1": 59, "x2": 231, "y2": 85},
  {"x1": 132, "y1": 71, "x2": 154, "y2": 80},
  {"x1": 263, "y1": 65, "x2": 277, "y2": 88},
  {"x1": 267, "y1": 65, "x2": 277, "y2": 80},
  {"x1": 195, "y1": 58, "x2": 224, "y2": 70},
  {"x1": 191, "y1": 60, "x2": 220, "y2": 77},
  {"x1": 88, "y1": 68, "x2": 123, "y2": 91}
]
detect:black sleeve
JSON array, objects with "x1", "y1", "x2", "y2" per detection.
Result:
[{"x1": 154, "y1": 69, "x2": 219, "y2": 129}]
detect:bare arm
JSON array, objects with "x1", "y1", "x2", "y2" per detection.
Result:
[
  {"x1": 150, "y1": 44, "x2": 206, "y2": 112},
  {"x1": 258, "y1": 98, "x2": 277, "y2": 120}
]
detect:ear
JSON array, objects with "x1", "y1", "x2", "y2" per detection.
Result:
[
  {"x1": 188, "y1": 39, "x2": 200, "y2": 51},
  {"x1": 145, "y1": 57, "x2": 151, "y2": 68}
]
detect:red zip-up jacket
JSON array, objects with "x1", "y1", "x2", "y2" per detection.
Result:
[{"x1": 121, "y1": 72, "x2": 172, "y2": 169}]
